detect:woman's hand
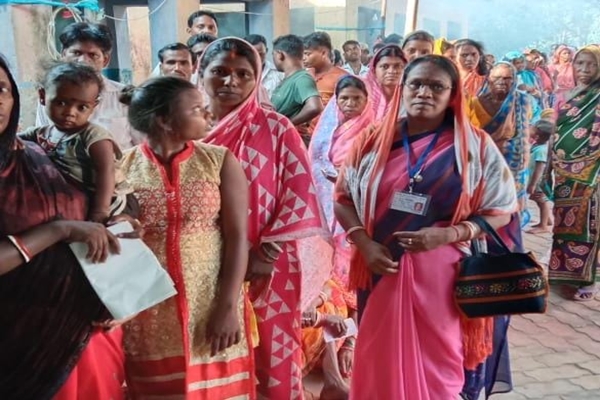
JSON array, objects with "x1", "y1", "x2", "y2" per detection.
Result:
[
  {"x1": 92, "y1": 314, "x2": 138, "y2": 331},
  {"x1": 206, "y1": 305, "x2": 241, "y2": 357},
  {"x1": 356, "y1": 239, "x2": 398, "y2": 275},
  {"x1": 89, "y1": 209, "x2": 110, "y2": 224},
  {"x1": 245, "y1": 249, "x2": 275, "y2": 281},
  {"x1": 323, "y1": 315, "x2": 348, "y2": 338},
  {"x1": 56, "y1": 220, "x2": 120, "y2": 263},
  {"x1": 301, "y1": 309, "x2": 318, "y2": 328},
  {"x1": 338, "y1": 346, "x2": 354, "y2": 378},
  {"x1": 394, "y1": 227, "x2": 454, "y2": 253},
  {"x1": 106, "y1": 214, "x2": 145, "y2": 239}
]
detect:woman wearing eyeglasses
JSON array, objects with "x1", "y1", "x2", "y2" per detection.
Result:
[
  {"x1": 333, "y1": 55, "x2": 518, "y2": 399},
  {"x1": 469, "y1": 62, "x2": 534, "y2": 224}
]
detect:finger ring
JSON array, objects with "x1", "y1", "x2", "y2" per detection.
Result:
[{"x1": 408, "y1": 238, "x2": 413, "y2": 245}]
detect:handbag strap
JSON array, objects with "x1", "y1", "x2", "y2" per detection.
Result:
[{"x1": 470, "y1": 215, "x2": 512, "y2": 254}]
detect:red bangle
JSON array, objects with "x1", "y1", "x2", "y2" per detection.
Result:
[{"x1": 7, "y1": 235, "x2": 32, "y2": 263}]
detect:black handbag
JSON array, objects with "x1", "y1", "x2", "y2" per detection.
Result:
[{"x1": 454, "y1": 216, "x2": 549, "y2": 318}]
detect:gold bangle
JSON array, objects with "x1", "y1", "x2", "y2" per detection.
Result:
[
  {"x1": 449, "y1": 225, "x2": 461, "y2": 242},
  {"x1": 458, "y1": 222, "x2": 474, "y2": 240}
]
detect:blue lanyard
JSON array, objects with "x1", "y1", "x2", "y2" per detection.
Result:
[{"x1": 401, "y1": 123, "x2": 441, "y2": 192}]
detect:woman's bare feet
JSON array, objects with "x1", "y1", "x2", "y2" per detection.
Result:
[
  {"x1": 527, "y1": 226, "x2": 553, "y2": 234},
  {"x1": 573, "y1": 284, "x2": 599, "y2": 301}
]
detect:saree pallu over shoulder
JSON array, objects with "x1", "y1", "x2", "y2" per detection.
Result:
[
  {"x1": 364, "y1": 44, "x2": 403, "y2": 120},
  {"x1": 201, "y1": 38, "x2": 331, "y2": 399},
  {"x1": 470, "y1": 71, "x2": 533, "y2": 203},
  {"x1": 463, "y1": 72, "x2": 486, "y2": 98},
  {"x1": 549, "y1": 66, "x2": 600, "y2": 284},
  {"x1": 553, "y1": 83, "x2": 600, "y2": 186},
  {"x1": 201, "y1": 40, "x2": 333, "y2": 309},
  {"x1": 0, "y1": 141, "x2": 107, "y2": 400},
  {"x1": 335, "y1": 83, "x2": 518, "y2": 370},
  {"x1": 310, "y1": 93, "x2": 374, "y2": 306},
  {"x1": 204, "y1": 104, "x2": 333, "y2": 310}
]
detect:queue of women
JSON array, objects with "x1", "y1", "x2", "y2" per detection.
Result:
[{"x1": 1, "y1": 18, "x2": 599, "y2": 400}]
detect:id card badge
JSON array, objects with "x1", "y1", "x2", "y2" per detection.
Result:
[{"x1": 390, "y1": 190, "x2": 432, "y2": 216}]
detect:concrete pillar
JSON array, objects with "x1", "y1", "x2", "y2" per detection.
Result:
[
  {"x1": 149, "y1": 0, "x2": 198, "y2": 66},
  {"x1": 403, "y1": 0, "x2": 419, "y2": 35},
  {"x1": 247, "y1": 0, "x2": 290, "y2": 45},
  {"x1": 101, "y1": 1, "x2": 120, "y2": 81},
  {"x1": 3, "y1": 4, "x2": 54, "y2": 127},
  {"x1": 111, "y1": 5, "x2": 133, "y2": 84}
]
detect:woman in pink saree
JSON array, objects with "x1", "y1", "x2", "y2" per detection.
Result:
[
  {"x1": 334, "y1": 55, "x2": 518, "y2": 399},
  {"x1": 310, "y1": 75, "x2": 374, "y2": 295},
  {"x1": 549, "y1": 45, "x2": 575, "y2": 95},
  {"x1": 364, "y1": 45, "x2": 407, "y2": 120},
  {"x1": 199, "y1": 37, "x2": 332, "y2": 399},
  {"x1": 306, "y1": 75, "x2": 374, "y2": 398}
]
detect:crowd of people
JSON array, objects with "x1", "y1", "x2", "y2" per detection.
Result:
[{"x1": 1, "y1": 7, "x2": 599, "y2": 400}]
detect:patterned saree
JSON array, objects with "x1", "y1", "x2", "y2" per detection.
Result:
[{"x1": 548, "y1": 46, "x2": 600, "y2": 285}]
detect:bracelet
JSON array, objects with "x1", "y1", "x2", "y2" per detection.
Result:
[
  {"x1": 449, "y1": 225, "x2": 461, "y2": 242},
  {"x1": 460, "y1": 221, "x2": 480, "y2": 241},
  {"x1": 460, "y1": 222, "x2": 475, "y2": 240},
  {"x1": 263, "y1": 242, "x2": 283, "y2": 254},
  {"x1": 7, "y1": 235, "x2": 32, "y2": 263},
  {"x1": 467, "y1": 221, "x2": 482, "y2": 238},
  {"x1": 340, "y1": 345, "x2": 355, "y2": 352},
  {"x1": 261, "y1": 244, "x2": 280, "y2": 262},
  {"x1": 256, "y1": 247, "x2": 276, "y2": 264},
  {"x1": 345, "y1": 226, "x2": 366, "y2": 244},
  {"x1": 318, "y1": 291, "x2": 328, "y2": 304},
  {"x1": 315, "y1": 311, "x2": 324, "y2": 327}
]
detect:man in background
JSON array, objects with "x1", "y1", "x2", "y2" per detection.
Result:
[
  {"x1": 36, "y1": 22, "x2": 141, "y2": 148},
  {"x1": 158, "y1": 43, "x2": 194, "y2": 81},
  {"x1": 342, "y1": 40, "x2": 368, "y2": 76},
  {"x1": 303, "y1": 32, "x2": 347, "y2": 107},
  {"x1": 151, "y1": 10, "x2": 219, "y2": 77},
  {"x1": 187, "y1": 33, "x2": 218, "y2": 61},
  {"x1": 271, "y1": 34, "x2": 323, "y2": 146},
  {"x1": 245, "y1": 34, "x2": 284, "y2": 99},
  {"x1": 302, "y1": 32, "x2": 347, "y2": 138},
  {"x1": 186, "y1": 10, "x2": 218, "y2": 37}
]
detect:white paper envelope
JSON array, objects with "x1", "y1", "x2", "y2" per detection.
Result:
[
  {"x1": 69, "y1": 221, "x2": 177, "y2": 319},
  {"x1": 323, "y1": 318, "x2": 358, "y2": 343}
]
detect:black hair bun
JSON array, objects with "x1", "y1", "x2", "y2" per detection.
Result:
[{"x1": 119, "y1": 85, "x2": 136, "y2": 105}]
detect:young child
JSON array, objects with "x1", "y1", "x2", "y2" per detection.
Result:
[
  {"x1": 527, "y1": 119, "x2": 554, "y2": 233},
  {"x1": 19, "y1": 62, "x2": 130, "y2": 223}
]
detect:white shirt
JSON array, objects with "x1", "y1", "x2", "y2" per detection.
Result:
[
  {"x1": 261, "y1": 61, "x2": 284, "y2": 99},
  {"x1": 343, "y1": 63, "x2": 369, "y2": 77},
  {"x1": 36, "y1": 76, "x2": 143, "y2": 150}
]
